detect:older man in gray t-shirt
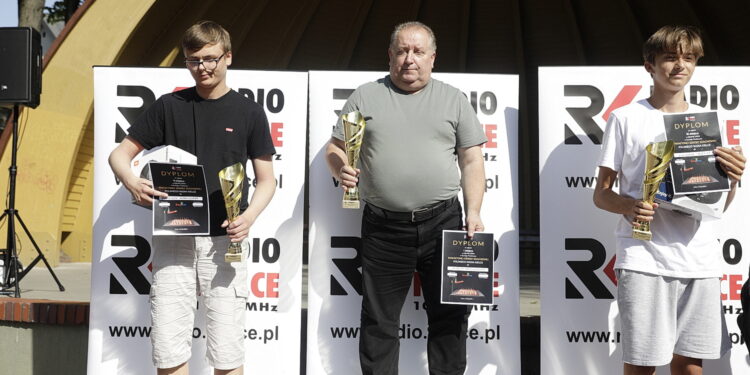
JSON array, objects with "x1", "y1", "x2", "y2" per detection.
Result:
[{"x1": 326, "y1": 21, "x2": 487, "y2": 375}]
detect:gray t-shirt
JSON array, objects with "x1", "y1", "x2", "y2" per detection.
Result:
[{"x1": 333, "y1": 76, "x2": 486, "y2": 211}]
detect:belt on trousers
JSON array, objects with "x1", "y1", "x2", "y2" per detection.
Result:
[{"x1": 365, "y1": 196, "x2": 458, "y2": 223}]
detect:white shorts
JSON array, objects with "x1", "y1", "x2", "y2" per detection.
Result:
[
  {"x1": 617, "y1": 269, "x2": 731, "y2": 366},
  {"x1": 150, "y1": 235, "x2": 248, "y2": 370}
]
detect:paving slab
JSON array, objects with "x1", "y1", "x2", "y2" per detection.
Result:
[{"x1": 1, "y1": 262, "x2": 91, "y2": 302}]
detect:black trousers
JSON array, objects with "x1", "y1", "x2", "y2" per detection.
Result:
[{"x1": 359, "y1": 198, "x2": 472, "y2": 375}]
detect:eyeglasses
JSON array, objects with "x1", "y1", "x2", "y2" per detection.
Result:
[{"x1": 184, "y1": 53, "x2": 226, "y2": 70}]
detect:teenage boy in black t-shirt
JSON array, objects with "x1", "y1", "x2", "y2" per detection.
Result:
[{"x1": 109, "y1": 21, "x2": 275, "y2": 375}]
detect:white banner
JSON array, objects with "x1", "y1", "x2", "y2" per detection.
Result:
[
  {"x1": 539, "y1": 66, "x2": 749, "y2": 374},
  {"x1": 306, "y1": 71, "x2": 520, "y2": 374},
  {"x1": 89, "y1": 67, "x2": 306, "y2": 374}
]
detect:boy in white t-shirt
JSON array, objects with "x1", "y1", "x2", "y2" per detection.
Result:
[{"x1": 594, "y1": 25, "x2": 746, "y2": 375}]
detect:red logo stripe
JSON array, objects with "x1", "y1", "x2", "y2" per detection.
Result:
[{"x1": 602, "y1": 85, "x2": 642, "y2": 122}]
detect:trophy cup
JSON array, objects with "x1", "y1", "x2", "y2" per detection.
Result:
[
  {"x1": 341, "y1": 110, "x2": 366, "y2": 209},
  {"x1": 219, "y1": 162, "x2": 245, "y2": 262},
  {"x1": 632, "y1": 140, "x2": 675, "y2": 241}
]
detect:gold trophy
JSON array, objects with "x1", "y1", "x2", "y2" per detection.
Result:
[
  {"x1": 632, "y1": 141, "x2": 675, "y2": 241},
  {"x1": 341, "y1": 110, "x2": 366, "y2": 209},
  {"x1": 219, "y1": 162, "x2": 245, "y2": 262}
]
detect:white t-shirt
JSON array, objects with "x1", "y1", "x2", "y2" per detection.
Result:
[{"x1": 597, "y1": 99, "x2": 721, "y2": 278}]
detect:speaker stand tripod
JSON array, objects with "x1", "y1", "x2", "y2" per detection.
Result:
[{"x1": 0, "y1": 104, "x2": 64, "y2": 297}]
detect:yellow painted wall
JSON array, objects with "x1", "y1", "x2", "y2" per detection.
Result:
[
  {"x1": 0, "y1": 0, "x2": 157, "y2": 266},
  {"x1": 59, "y1": 114, "x2": 93, "y2": 262}
]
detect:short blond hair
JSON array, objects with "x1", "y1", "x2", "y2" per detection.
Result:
[
  {"x1": 182, "y1": 20, "x2": 231, "y2": 53},
  {"x1": 643, "y1": 25, "x2": 703, "y2": 64}
]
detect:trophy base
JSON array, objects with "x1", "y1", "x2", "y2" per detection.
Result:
[
  {"x1": 631, "y1": 229, "x2": 652, "y2": 241},
  {"x1": 342, "y1": 200, "x2": 360, "y2": 209},
  {"x1": 224, "y1": 241, "x2": 247, "y2": 263},
  {"x1": 343, "y1": 187, "x2": 360, "y2": 209},
  {"x1": 225, "y1": 252, "x2": 246, "y2": 263}
]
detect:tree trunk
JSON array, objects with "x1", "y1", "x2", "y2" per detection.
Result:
[{"x1": 18, "y1": 0, "x2": 45, "y2": 32}]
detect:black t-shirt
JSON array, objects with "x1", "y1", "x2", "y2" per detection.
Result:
[{"x1": 128, "y1": 87, "x2": 276, "y2": 235}]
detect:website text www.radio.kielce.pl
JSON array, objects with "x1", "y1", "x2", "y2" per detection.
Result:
[
  {"x1": 330, "y1": 324, "x2": 503, "y2": 344},
  {"x1": 564, "y1": 330, "x2": 621, "y2": 344},
  {"x1": 564, "y1": 329, "x2": 746, "y2": 345},
  {"x1": 108, "y1": 324, "x2": 280, "y2": 344},
  {"x1": 564, "y1": 175, "x2": 600, "y2": 189}
]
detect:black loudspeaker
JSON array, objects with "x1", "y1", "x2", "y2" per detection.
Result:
[{"x1": 0, "y1": 27, "x2": 42, "y2": 108}]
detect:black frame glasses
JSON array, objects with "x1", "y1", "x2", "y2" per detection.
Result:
[{"x1": 184, "y1": 53, "x2": 226, "y2": 70}]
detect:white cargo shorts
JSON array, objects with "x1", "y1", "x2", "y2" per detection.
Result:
[{"x1": 149, "y1": 235, "x2": 248, "y2": 370}]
